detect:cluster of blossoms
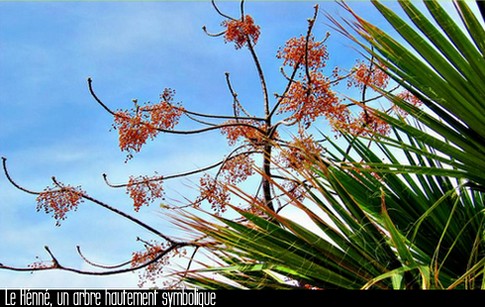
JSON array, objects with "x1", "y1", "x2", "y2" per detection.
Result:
[
  {"x1": 36, "y1": 183, "x2": 85, "y2": 226},
  {"x1": 130, "y1": 240, "x2": 185, "y2": 288},
  {"x1": 276, "y1": 31, "x2": 411, "y2": 138},
  {"x1": 347, "y1": 60, "x2": 390, "y2": 90},
  {"x1": 277, "y1": 34, "x2": 348, "y2": 131},
  {"x1": 113, "y1": 88, "x2": 184, "y2": 159},
  {"x1": 394, "y1": 90, "x2": 424, "y2": 117},
  {"x1": 282, "y1": 133, "x2": 323, "y2": 170},
  {"x1": 279, "y1": 71, "x2": 344, "y2": 128},
  {"x1": 220, "y1": 119, "x2": 266, "y2": 147},
  {"x1": 126, "y1": 175, "x2": 164, "y2": 212},
  {"x1": 277, "y1": 35, "x2": 328, "y2": 69},
  {"x1": 222, "y1": 15, "x2": 260, "y2": 49},
  {"x1": 280, "y1": 180, "x2": 307, "y2": 203},
  {"x1": 348, "y1": 108, "x2": 391, "y2": 137},
  {"x1": 197, "y1": 174, "x2": 230, "y2": 214},
  {"x1": 221, "y1": 153, "x2": 255, "y2": 184}
]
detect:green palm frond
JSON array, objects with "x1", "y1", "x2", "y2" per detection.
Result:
[
  {"x1": 177, "y1": 128, "x2": 483, "y2": 289},
  {"x1": 330, "y1": 0, "x2": 485, "y2": 187}
]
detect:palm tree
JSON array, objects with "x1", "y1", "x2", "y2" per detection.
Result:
[{"x1": 175, "y1": 0, "x2": 485, "y2": 289}]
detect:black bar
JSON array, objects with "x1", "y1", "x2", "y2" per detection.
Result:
[{"x1": 1, "y1": 289, "x2": 483, "y2": 306}]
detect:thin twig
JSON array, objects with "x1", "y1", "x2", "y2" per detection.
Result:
[
  {"x1": 88, "y1": 78, "x2": 267, "y2": 136},
  {"x1": 1, "y1": 242, "x2": 195, "y2": 276},
  {"x1": 304, "y1": 5, "x2": 319, "y2": 87},
  {"x1": 44, "y1": 246, "x2": 60, "y2": 268},
  {"x1": 183, "y1": 112, "x2": 219, "y2": 127},
  {"x1": 77, "y1": 246, "x2": 131, "y2": 269},
  {"x1": 103, "y1": 146, "x2": 258, "y2": 189},
  {"x1": 211, "y1": 0, "x2": 235, "y2": 20},
  {"x1": 345, "y1": 84, "x2": 400, "y2": 107},
  {"x1": 202, "y1": 26, "x2": 225, "y2": 37},
  {"x1": 87, "y1": 78, "x2": 116, "y2": 116},
  {"x1": 2, "y1": 157, "x2": 40, "y2": 195},
  {"x1": 181, "y1": 108, "x2": 264, "y2": 121},
  {"x1": 225, "y1": 72, "x2": 252, "y2": 118},
  {"x1": 240, "y1": 0, "x2": 245, "y2": 19},
  {"x1": 79, "y1": 193, "x2": 173, "y2": 244}
]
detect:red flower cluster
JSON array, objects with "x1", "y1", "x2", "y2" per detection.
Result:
[
  {"x1": 279, "y1": 71, "x2": 343, "y2": 128},
  {"x1": 347, "y1": 108, "x2": 391, "y2": 137},
  {"x1": 393, "y1": 90, "x2": 423, "y2": 117},
  {"x1": 397, "y1": 90, "x2": 422, "y2": 106},
  {"x1": 281, "y1": 181, "x2": 307, "y2": 203},
  {"x1": 221, "y1": 153, "x2": 255, "y2": 184},
  {"x1": 222, "y1": 15, "x2": 260, "y2": 49},
  {"x1": 152, "y1": 89, "x2": 184, "y2": 130},
  {"x1": 347, "y1": 60, "x2": 389, "y2": 90},
  {"x1": 281, "y1": 133, "x2": 323, "y2": 169},
  {"x1": 198, "y1": 174, "x2": 230, "y2": 214},
  {"x1": 277, "y1": 35, "x2": 328, "y2": 69},
  {"x1": 36, "y1": 184, "x2": 85, "y2": 226},
  {"x1": 113, "y1": 88, "x2": 184, "y2": 158},
  {"x1": 114, "y1": 111, "x2": 157, "y2": 156},
  {"x1": 131, "y1": 241, "x2": 186, "y2": 288},
  {"x1": 126, "y1": 175, "x2": 164, "y2": 212},
  {"x1": 220, "y1": 120, "x2": 266, "y2": 147},
  {"x1": 131, "y1": 241, "x2": 166, "y2": 288},
  {"x1": 276, "y1": 33, "x2": 355, "y2": 131}
]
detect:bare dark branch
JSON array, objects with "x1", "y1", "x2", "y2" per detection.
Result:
[
  {"x1": 211, "y1": 0, "x2": 235, "y2": 20},
  {"x1": 304, "y1": 5, "x2": 319, "y2": 86},
  {"x1": 2, "y1": 157, "x2": 41, "y2": 195},
  {"x1": 202, "y1": 25, "x2": 225, "y2": 37},
  {"x1": 87, "y1": 78, "x2": 116, "y2": 116},
  {"x1": 80, "y1": 193, "x2": 175, "y2": 244},
  {"x1": 182, "y1": 108, "x2": 264, "y2": 121},
  {"x1": 240, "y1": 0, "x2": 245, "y2": 20},
  {"x1": 246, "y1": 41, "x2": 270, "y2": 120},
  {"x1": 103, "y1": 145, "x2": 258, "y2": 189},
  {"x1": 77, "y1": 246, "x2": 131, "y2": 270},
  {"x1": 0, "y1": 242, "x2": 195, "y2": 276},
  {"x1": 225, "y1": 72, "x2": 252, "y2": 118}
]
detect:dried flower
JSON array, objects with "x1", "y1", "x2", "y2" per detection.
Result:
[
  {"x1": 347, "y1": 108, "x2": 391, "y2": 137},
  {"x1": 282, "y1": 134, "x2": 323, "y2": 169},
  {"x1": 220, "y1": 120, "x2": 266, "y2": 147}
]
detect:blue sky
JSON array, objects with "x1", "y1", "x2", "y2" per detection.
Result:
[{"x1": 0, "y1": 0, "x2": 479, "y2": 289}]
